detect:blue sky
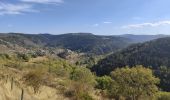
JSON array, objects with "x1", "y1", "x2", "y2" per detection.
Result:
[{"x1": 0, "y1": 0, "x2": 170, "y2": 35}]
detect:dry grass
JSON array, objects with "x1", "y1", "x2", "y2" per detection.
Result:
[
  {"x1": 0, "y1": 81, "x2": 69, "y2": 100},
  {"x1": 0, "y1": 67, "x2": 69, "y2": 100}
]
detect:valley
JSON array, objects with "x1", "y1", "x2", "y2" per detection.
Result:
[{"x1": 0, "y1": 33, "x2": 170, "y2": 100}]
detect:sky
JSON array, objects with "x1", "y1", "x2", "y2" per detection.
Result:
[{"x1": 0, "y1": 0, "x2": 170, "y2": 35}]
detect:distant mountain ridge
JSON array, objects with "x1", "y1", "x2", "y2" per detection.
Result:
[
  {"x1": 0, "y1": 33, "x2": 132, "y2": 55},
  {"x1": 118, "y1": 34, "x2": 169, "y2": 43},
  {"x1": 0, "y1": 33, "x2": 169, "y2": 55}
]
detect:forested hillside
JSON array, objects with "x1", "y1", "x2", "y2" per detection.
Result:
[
  {"x1": 92, "y1": 37, "x2": 170, "y2": 75},
  {"x1": 0, "y1": 33, "x2": 132, "y2": 55},
  {"x1": 92, "y1": 37, "x2": 170, "y2": 91}
]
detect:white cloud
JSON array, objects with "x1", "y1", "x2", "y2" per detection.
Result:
[
  {"x1": 122, "y1": 20, "x2": 170, "y2": 29},
  {"x1": 92, "y1": 24, "x2": 99, "y2": 27},
  {"x1": 20, "y1": 0, "x2": 64, "y2": 4},
  {"x1": 0, "y1": 2, "x2": 36, "y2": 15},
  {"x1": 103, "y1": 21, "x2": 112, "y2": 24},
  {"x1": 0, "y1": 0, "x2": 64, "y2": 15}
]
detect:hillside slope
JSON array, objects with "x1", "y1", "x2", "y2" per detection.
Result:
[
  {"x1": 92, "y1": 37, "x2": 170, "y2": 76},
  {"x1": 92, "y1": 37, "x2": 170, "y2": 91}
]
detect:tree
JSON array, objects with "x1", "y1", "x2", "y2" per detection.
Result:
[
  {"x1": 155, "y1": 66, "x2": 170, "y2": 91},
  {"x1": 110, "y1": 65, "x2": 160, "y2": 100}
]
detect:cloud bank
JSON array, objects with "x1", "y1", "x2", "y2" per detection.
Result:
[
  {"x1": 0, "y1": 0, "x2": 64, "y2": 15},
  {"x1": 20, "y1": 0, "x2": 64, "y2": 4},
  {"x1": 0, "y1": 2, "x2": 36, "y2": 15},
  {"x1": 103, "y1": 21, "x2": 112, "y2": 24},
  {"x1": 122, "y1": 21, "x2": 170, "y2": 29}
]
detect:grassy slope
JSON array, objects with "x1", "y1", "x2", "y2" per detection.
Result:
[
  {"x1": 0, "y1": 54, "x2": 107, "y2": 100},
  {"x1": 0, "y1": 55, "x2": 69, "y2": 100}
]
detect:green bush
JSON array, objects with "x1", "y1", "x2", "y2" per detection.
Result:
[
  {"x1": 110, "y1": 65, "x2": 160, "y2": 99},
  {"x1": 17, "y1": 53, "x2": 30, "y2": 62},
  {"x1": 0, "y1": 54, "x2": 10, "y2": 59},
  {"x1": 70, "y1": 67, "x2": 96, "y2": 86},
  {"x1": 157, "y1": 92, "x2": 170, "y2": 100},
  {"x1": 64, "y1": 67, "x2": 96, "y2": 100},
  {"x1": 96, "y1": 76, "x2": 113, "y2": 90},
  {"x1": 77, "y1": 92, "x2": 94, "y2": 100}
]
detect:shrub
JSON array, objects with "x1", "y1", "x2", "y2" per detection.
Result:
[
  {"x1": 22, "y1": 69, "x2": 45, "y2": 93},
  {"x1": 157, "y1": 92, "x2": 170, "y2": 100},
  {"x1": 65, "y1": 81, "x2": 94, "y2": 100},
  {"x1": 17, "y1": 53, "x2": 30, "y2": 62},
  {"x1": 0, "y1": 54, "x2": 10, "y2": 59},
  {"x1": 110, "y1": 65, "x2": 160, "y2": 99},
  {"x1": 70, "y1": 67, "x2": 96, "y2": 86},
  {"x1": 95, "y1": 76, "x2": 113, "y2": 90},
  {"x1": 65, "y1": 67, "x2": 96, "y2": 100}
]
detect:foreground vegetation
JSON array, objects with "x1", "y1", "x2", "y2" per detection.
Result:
[{"x1": 0, "y1": 53, "x2": 170, "y2": 100}]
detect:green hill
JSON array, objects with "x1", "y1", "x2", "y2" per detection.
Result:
[
  {"x1": 0, "y1": 33, "x2": 132, "y2": 55},
  {"x1": 92, "y1": 37, "x2": 170, "y2": 91},
  {"x1": 92, "y1": 37, "x2": 170, "y2": 75}
]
